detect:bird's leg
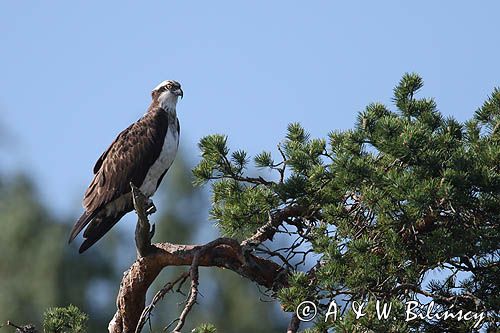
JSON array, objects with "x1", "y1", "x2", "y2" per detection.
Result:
[{"x1": 145, "y1": 198, "x2": 157, "y2": 215}]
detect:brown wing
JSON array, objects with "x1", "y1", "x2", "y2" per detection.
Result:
[{"x1": 82, "y1": 107, "x2": 170, "y2": 213}]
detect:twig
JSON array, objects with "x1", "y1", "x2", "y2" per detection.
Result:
[
  {"x1": 277, "y1": 143, "x2": 287, "y2": 184},
  {"x1": 135, "y1": 272, "x2": 190, "y2": 333},
  {"x1": 2, "y1": 321, "x2": 37, "y2": 333},
  {"x1": 169, "y1": 239, "x2": 243, "y2": 332},
  {"x1": 170, "y1": 254, "x2": 201, "y2": 333}
]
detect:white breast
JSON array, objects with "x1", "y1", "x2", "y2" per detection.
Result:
[{"x1": 140, "y1": 122, "x2": 179, "y2": 197}]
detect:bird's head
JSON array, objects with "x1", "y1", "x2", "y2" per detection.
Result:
[{"x1": 151, "y1": 80, "x2": 183, "y2": 110}]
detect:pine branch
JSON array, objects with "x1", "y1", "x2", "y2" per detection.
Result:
[
  {"x1": 241, "y1": 205, "x2": 307, "y2": 248},
  {"x1": 108, "y1": 238, "x2": 290, "y2": 333}
]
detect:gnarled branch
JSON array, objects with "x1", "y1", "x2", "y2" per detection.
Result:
[
  {"x1": 108, "y1": 186, "x2": 307, "y2": 333},
  {"x1": 108, "y1": 239, "x2": 290, "y2": 332}
]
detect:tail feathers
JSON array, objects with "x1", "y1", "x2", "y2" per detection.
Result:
[
  {"x1": 68, "y1": 211, "x2": 97, "y2": 244},
  {"x1": 78, "y1": 212, "x2": 126, "y2": 253}
]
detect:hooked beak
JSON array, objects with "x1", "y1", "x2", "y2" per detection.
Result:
[{"x1": 175, "y1": 88, "x2": 184, "y2": 99}]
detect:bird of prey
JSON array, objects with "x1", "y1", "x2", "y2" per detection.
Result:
[{"x1": 69, "y1": 80, "x2": 183, "y2": 253}]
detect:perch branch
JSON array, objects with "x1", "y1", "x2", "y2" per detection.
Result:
[
  {"x1": 130, "y1": 183, "x2": 156, "y2": 258},
  {"x1": 108, "y1": 238, "x2": 290, "y2": 333},
  {"x1": 110, "y1": 188, "x2": 303, "y2": 333}
]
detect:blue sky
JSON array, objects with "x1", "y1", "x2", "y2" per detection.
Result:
[{"x1": 1, "y1": 1, "x2": 499, "y2": 218}]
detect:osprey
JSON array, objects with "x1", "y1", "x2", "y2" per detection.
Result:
[{"x1": 69, "y1": 80, "x2": 183, "y2": 253}]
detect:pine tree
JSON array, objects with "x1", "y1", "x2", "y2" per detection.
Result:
[
  {"x1": 144, "y1": 154, "x2": 284, "y2": 332},
  {"x1": 192, "y1": 73, "x2": 499, "y2": 332}
]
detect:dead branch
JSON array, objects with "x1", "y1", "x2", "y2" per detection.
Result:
[
  {"x1": 1, "y1": 321, "x2": 37, "y2": 333},
  {"x1": 135, "y1": 272, "x2": 189, "y2": 333},
  {"x1": 130, "y1": 183, "x2": 156, "y2": 258},
  {"x1": 170, "y1": 251, "x2": 200, "y2": 333}
]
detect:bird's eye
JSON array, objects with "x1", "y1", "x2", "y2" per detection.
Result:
[{"x1": 166, "y1": 84, "x2": 172, "y2": 90}]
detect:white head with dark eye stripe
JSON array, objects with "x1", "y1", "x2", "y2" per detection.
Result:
[{"x1": 151, "y1": 80, "x2": 183, "y2": 111}]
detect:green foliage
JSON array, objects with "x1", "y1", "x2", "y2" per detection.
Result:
[
  {"x1": 254, "y1": 151, "x2": 274, "y2": 168},
  {"x1": 42, "y1": 305, "x2": 88, "y2": 333},
  {"x1": 194, "y1": 73, "x2": 499, "y2": 332},
  {"x1": 192, "y1": 323, "x2": 217, "y2": 333},
  {"x1": 277, "y1": 272, "x2": 314, "y2": 312},
  {"x1": 475, "y1": 87, "x2": 500, "y2": 130},
  {"x1": 393, "y1": 72, "x2": 424, "y2": 117},
  {"x1": 211, "y1": 179, "x2": 278, "y2": 238},
  {"x1": 193, "y1": 134, "x2": 233, "y2": 184}
]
